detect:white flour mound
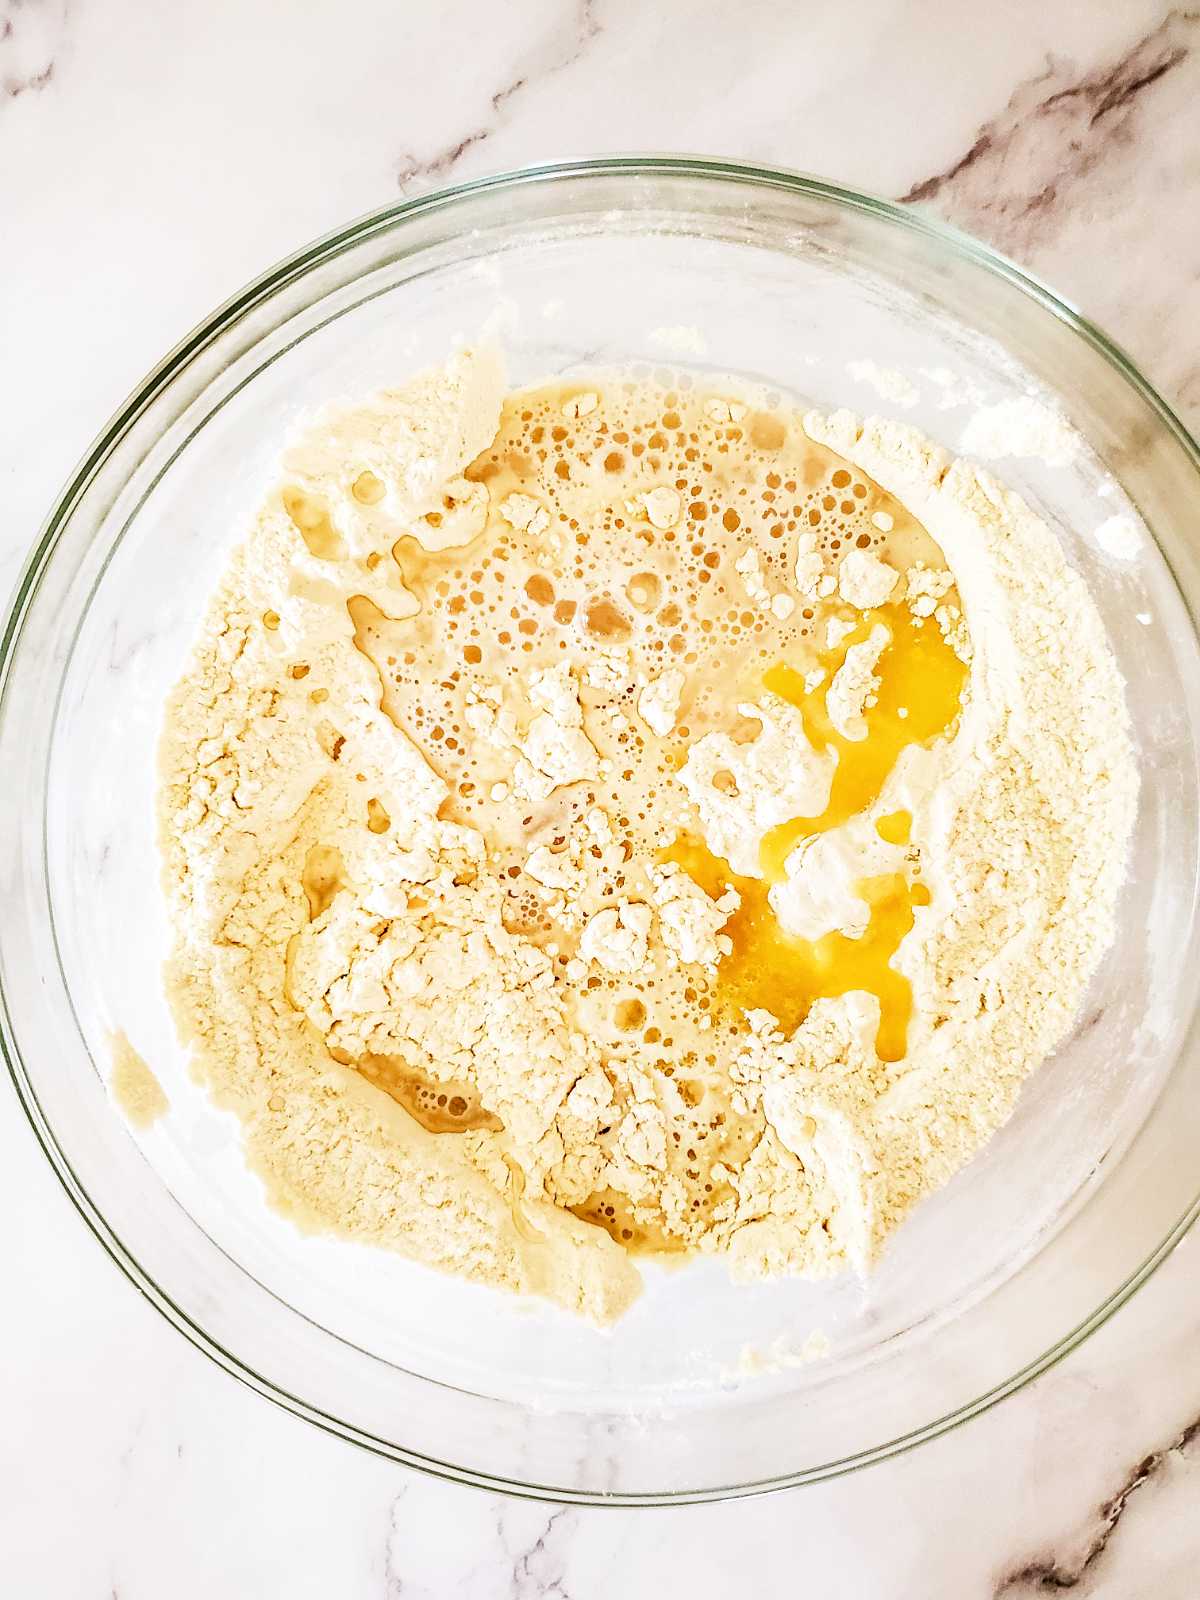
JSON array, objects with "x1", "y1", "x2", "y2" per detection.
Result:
[{"x1": 158, "y1": 356, "x2": 1137, "y2": 1324}]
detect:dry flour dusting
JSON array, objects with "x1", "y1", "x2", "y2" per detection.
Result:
[
  {"x1": 110, "y1": 1030, "x2": 170, "y2": 1129},
  {"x1": 158, "y1": 349, "x2": 1137, "y2": 1324}
]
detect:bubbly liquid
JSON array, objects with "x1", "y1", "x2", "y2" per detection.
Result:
[
  {"x1": 356, "y1": 1054, "x2": 504, "y2": 1135},
  {"x1": 282, "y1": 374, "x2": 967, "y2": 1251}
]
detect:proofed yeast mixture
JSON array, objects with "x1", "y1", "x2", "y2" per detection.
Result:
[{"x1": 158, "y1": 349, "x2": 1137, "y2": 1323}]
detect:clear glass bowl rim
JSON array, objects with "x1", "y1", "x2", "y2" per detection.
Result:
[{"x1": 4, "y1": 154, "x2": 1200, "y2": 1505}]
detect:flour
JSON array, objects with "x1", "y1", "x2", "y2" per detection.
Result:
[
  {"x1": 161, "y1": 352, "x2": 641, "y2": 1323},
  {"x1": 626, "y1": 486, "x2": 682, "y2": 530},
  {"x1": 1093, "y1": 513, "x2": 1142, "y2": 561},
  {"x1": 770, "y1": 816, "x2": 905, "y2": 941},
  {"x1": 498, "y1": 491, "x2": 550, "y2": 538},
  {"x1": 512, "y1": 664, "x2": 599, "y2": 801},
  {"x1": 794, "y1": 534, "x2": 826, "y2": 596},
  {"x1": 578, "y1": 901, "x2": 653, "y2": 974},
  {"x1": 649, "y1": 863, "x2": 738, "y2": 967},
  {"x1": 838, "y1": 548, "x2": 899, "y2": 609},
  {"x1": 109, "y1": 1031, "x2": 169, "y2": 1128},
  {"x1": 678, "y1": 699, "x2": 833, "y2": 877},
  {"x1": 847, "y1": 359, "x2": 919, "y2": 409},
  {"x1": 761, "y1": 405, "x2": 1138, "y2": 1264},
  {"x1": 960, "y1": 394, "x2": 1081, "y2": 468},
  {"x1": 905, "y1": 561, "x2": 954, "y2": 617},
  {"x1": 282, "y1": 345, "x2": 506, "y2": 554},
  {"x1": 735, "y1": 547, "x2": 771, "y2": 604},
  {"x1": 636, "y1": 669, "x2": 685, "y2": 737},
  {"x1": 159, "y1": 357, "x2": 1137, "y2": 1323},
  {"x1": 825, "y1": 624, "x2": 888, "y2": 741}
]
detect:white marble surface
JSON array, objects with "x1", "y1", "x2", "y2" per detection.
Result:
[{"x1": 3, "y1": 1, "x2": 1200, "y2": 1593}]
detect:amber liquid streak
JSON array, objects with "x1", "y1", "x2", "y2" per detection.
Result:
[
  {"x1": 667, "y1": 603, "x2": 965, "y2": 1062},
  {"x1": 356, "y1": 1053, "x2": 504, "y2": 1134},
  {"x1": 664, "y1": 835, "x2": 925, "y2": 1060},
  {"x1": 760, "y1": 602, "x2": 967, "y2": 873}
]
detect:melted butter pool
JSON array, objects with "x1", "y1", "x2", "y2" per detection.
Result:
[
  {"x1": 668, "y1": 600, "x2": 966, "y2": 1061},
  {"x1": 759, "y1": 601, "x2": 967, "y2": 877}
]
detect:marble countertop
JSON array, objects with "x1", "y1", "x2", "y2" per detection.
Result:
[{"x1": 3, "y1": 2, "x2": 1200, "y2": 1593}]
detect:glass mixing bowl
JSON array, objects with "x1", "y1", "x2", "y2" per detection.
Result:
[{"x1": 3, "y1": 158, "x2": 1200, "y2": 1504}]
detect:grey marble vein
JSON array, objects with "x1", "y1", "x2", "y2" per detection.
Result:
[
  {"x1": 394, "y1": 0, "x2": 601, "y2": 188},
  {"x1": 899, "y1": 10, "x2": 1199, "y2": 251},
  {"x1": 995, "y1": 1410, "x2": 1200, "y2": 1593},
  {"x1": 505, "y1": 1504, "x2": 576, "y2": 1600},
  {"x1": 0, "y1": 0, "x2": 67, "y2": 102},
  {"x1": 383, "y1": 1486, "x2": 406, "y2": 1598}
]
